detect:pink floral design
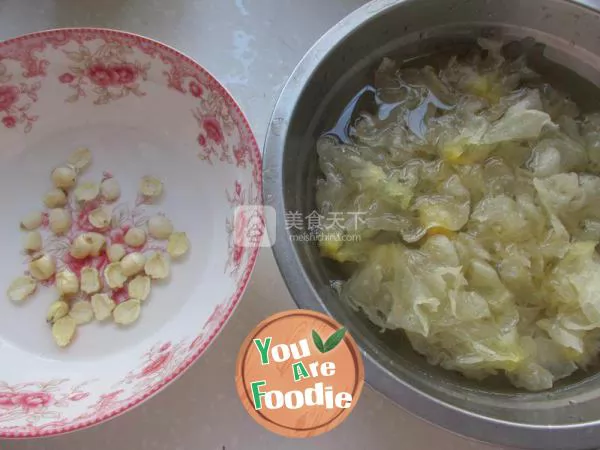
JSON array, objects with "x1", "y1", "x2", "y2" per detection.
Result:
[
  {"x1": 0, "y1": 80, "x2": 39, "y2": 133},
  {"x1": 17, "y1": 393, "x2": 52, "y2": 411},
  {"x1": 58, "y1": 73, "x2": 75, "y2": 84},
  {"x1": 85, "y1": 63, "x2": 138, "y2": 87},
  {"x1": 224, "y1": 181, "x2": 261, "y2": 274},
  {"x1": 0, "y1": 36, "x2": 49, "y2": 78},
  {"x1": 0, "y1": 392, "x2": 15, "y2": 407},
  {"x1": 2, "y1": 116, "x2": 16, "y2": 128},
  {"x1": 140, "y1": 352, "x2": 172, "y2": 377},
  {"x1": 68, "y1": 392, "x2": 88, "y2": 402},
  {"x1": 159, "y1": 343, "x2": 171, "y2": 352},
  {"x1": 0, "y1": 380, "x2": 90, "y2": 426},
  {"x1": 225, "y1": 179, "x2": 263, "y2": 275},
  {"x1": 114, "y1": 342, "x2": 183, "y2": 388},
  {"x1": 206, "y1": 304, "x2": 226, "y2": 329},
  {"x1": 189, "y1": 80, "x2": 203, "y2": 98},
  {"x1": 99, "y1": 390, "x2": 123, "y2": 404},
  {"x1": 233, "y1": 144, "x2": 250, "y2": 168},
  {"x1": 59, "y1": 45, "x2": 149, "y2": 105},
  {"x1": 188, "y1": 334, "x2": 206, "y2": 351},
  {"x1": 86, "y1": 63, "x2": 113, "y2": 87},
  {"x1": 203, "y1": 117, "x2": 224, "y2": 144},
  {"x1": 232, "y1": 244, "x2": 245, "y2": 269},
  {"x1": 0, "y1": 85, "x2": 19, "y2": 110},
  {"x1": 0, "y1": 51, "x2": 44, "y2": 133},
  {"x1": 193, "y1": 109, "x2": 234, "y2": 163},
  {"x1": 190, "y1": 81, "x2": 251, "y2": 165},
  {"x1": 109, "y1": 64, "x2": 138, "y2": 85},
  {"x1": 232, "y1": 211, "x2": 248, "y2": 268}
]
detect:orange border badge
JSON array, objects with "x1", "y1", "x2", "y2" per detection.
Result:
[{"x1": 235, "y1": 310, "x2": 364, "y2": 438}]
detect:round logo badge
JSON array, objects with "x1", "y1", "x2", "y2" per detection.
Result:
[{"x1": 235, "y1": 310, "x2": 364, "y2": 438}]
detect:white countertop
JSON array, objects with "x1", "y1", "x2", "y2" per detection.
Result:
[{"x1": 0, "y1": 1, "x2": 506, "y2": 449}]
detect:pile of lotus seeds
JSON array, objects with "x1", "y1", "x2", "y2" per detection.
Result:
[{"x1": 6, "y1": 147, "x2": 191, "y2": 348}]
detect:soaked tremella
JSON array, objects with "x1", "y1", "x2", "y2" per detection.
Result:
[{"x1": 316, "y1": 39, "x2": 600, "y2": 391}]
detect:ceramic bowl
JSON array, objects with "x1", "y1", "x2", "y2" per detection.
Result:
[{"x1": 0, "y1": 28, "x2": 261, "y2": 437}]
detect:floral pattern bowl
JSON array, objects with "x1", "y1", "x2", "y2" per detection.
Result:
[{"x1": 0, "y1": 28, "x2": 261, "y2": 437}]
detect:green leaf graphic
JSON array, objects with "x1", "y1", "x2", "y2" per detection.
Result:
[
  {"x1": 323, "y1": 327, "x2": 347, "y2": 353},
  {"x1": 312, "y1": 330, "x2": 325, "y2": 353}
]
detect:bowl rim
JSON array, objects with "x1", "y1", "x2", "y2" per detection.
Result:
[
  {"x1": 0, "y1": 26, "x2": 262, "y2": 439},
  {"x1": 262, "y1": 0, "x2": 600, "y2": 448}
]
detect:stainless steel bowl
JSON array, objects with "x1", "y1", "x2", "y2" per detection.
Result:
[{"x1": 263, "y1": 0, "x2": 600, "y2": 448}]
